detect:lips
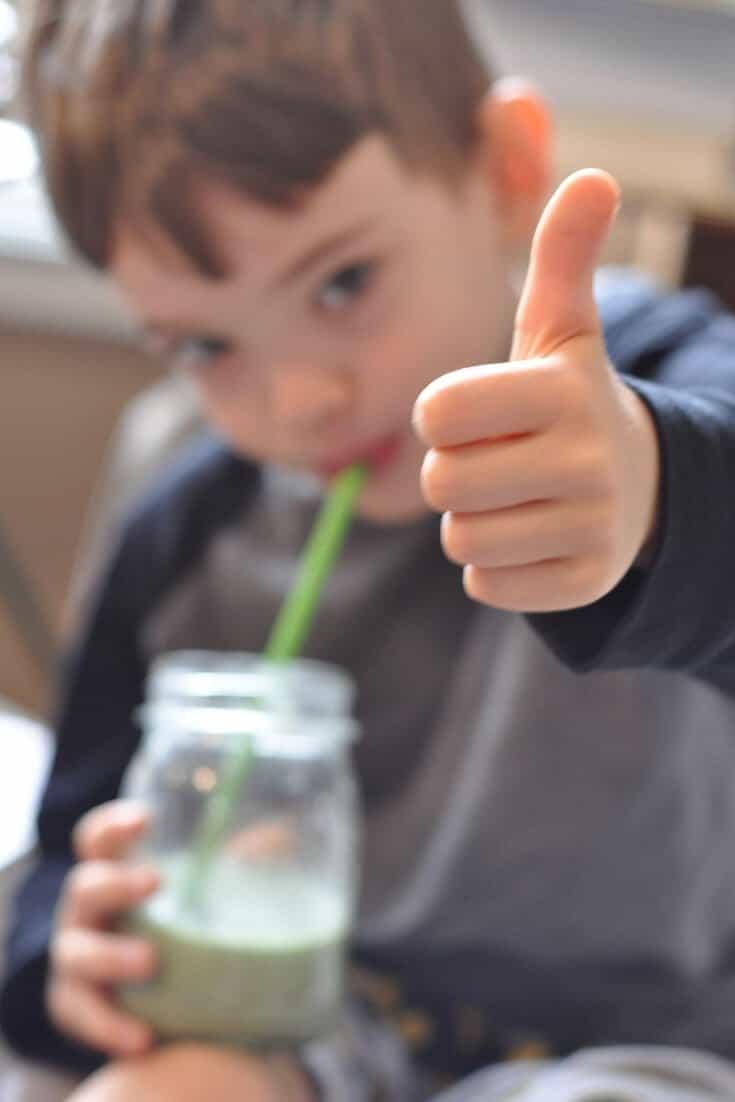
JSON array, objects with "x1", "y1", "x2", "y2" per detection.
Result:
[{"x1": 318, "y1": 433, "x2": 401, "y2": 479}]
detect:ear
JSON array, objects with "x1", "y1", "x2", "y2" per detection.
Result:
[{"x1": 475, "y1": 78, "x2": 554, "y2": 247}]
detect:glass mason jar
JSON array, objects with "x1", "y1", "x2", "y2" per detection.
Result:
[{"x1": 117, "y1": 651, "x2": 360, "y2": 1049}]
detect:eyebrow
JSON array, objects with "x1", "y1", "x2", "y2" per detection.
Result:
[
  {"x1": 268, "y1": 217, "x2": 380, "y2": 293},
  {"x1": 139, "y1": 217, "x2": 381, "y2": 335}
]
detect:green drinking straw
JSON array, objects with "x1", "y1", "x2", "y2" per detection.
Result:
[
  {"x1": 181, "y1": 464, "x2": 367, "y2": 908},
  {"x1": 265, "y1": 463, "x2": 367, "y2": 659}
]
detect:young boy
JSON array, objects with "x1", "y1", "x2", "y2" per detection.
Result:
[{"x1": 4, "y1": 1, "x2": 735, "y2": 1100}]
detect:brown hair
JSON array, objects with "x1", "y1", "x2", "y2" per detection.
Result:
[{"x1": 25, "y1": 0, "x2": 492, "y2": 273}]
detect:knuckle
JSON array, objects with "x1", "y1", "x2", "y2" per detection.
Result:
[
  {"x1": 414, "y1": 383, "x2": 448, "y2": 445},
  {"x1": 67, "y1": 861, "x2": 102, "y2": 899},
  {"x1": 564, "y1": 554, "x2": 611, "y2": 604},
  {"x1": 72, "y1": 806, "x2": 105, "y2": 860},
  {"x1": 463, "y1": 566, "x2": 495, "y2": 608},
  {"x1": 68, "y1": 860, "x2": 125, "y2": 907},
  {"x1": 53, "y1": 928, "x2": 88, "y2": 977},
  {"x1": 73, "y1": 799, "x2": 140, "y2": 860},
  {"x1": 441, "y1": 515, "x2": 476, "y2": 566},
  {"x1": 421, "y1": 451, "x2": 457, "y2": 512},
  {"x1": 88, "y1": 938, "x2": 115, "y2": 977},
  {"x1": 543, "y1": 353, "x2": 570, "y2": 391},
  {"x1": 71, "y1": 822, "x2": 90, "y2": 861},
  {"x1": 64, "y1": 862, "x2": 92, "y2": 902}
]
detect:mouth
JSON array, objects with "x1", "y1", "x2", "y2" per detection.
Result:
[{"x1": 317, "y1": 432, "x2": 402, "y2": 480}]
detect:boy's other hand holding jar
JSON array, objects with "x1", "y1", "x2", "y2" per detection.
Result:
[
  {"x1": 47, "y1": 801, "x2": 159, "y2": 1057},
  {"x1": 49, "y1": 800, "x2": 315, "y2": 1101}
]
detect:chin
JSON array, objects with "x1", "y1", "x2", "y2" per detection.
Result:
[{"x1": 353, "y1": 445, "x2": 433, "y2": 525}]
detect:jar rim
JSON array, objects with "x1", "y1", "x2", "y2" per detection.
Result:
[
  {"x1": 147, "y1": 651, "x2": 355, "y2": 711},
  {"x1": 139, "y1": 700, "x2": 360, "y2": 756}
]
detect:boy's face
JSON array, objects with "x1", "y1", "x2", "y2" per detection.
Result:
[{"x1": 113, "y1": 136, "x2": 520, "y2": 522}]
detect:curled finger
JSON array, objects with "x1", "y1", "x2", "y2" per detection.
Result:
[
  {"x1": 59, "y1": 861, "x2": 160, "y2": 930},
  {"x1": 47, "y1": 977, "x2": 154, "y2": 1057},
  {"x1": 52, "y1": 927, "x2": 157, "y2": 985},
  {"x1": 73, "y1": 801, "x2": 151, "y2": 862}
]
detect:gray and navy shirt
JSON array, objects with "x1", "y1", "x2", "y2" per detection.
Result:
[{"x1": 4, "y1": 272, "x2": 735, "y2": 1084}]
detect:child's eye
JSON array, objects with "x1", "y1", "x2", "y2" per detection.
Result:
[
  {"x1": 317, "y1": 262, "x2": 375, "y2": 313},
  {"x1": 175, "y1": 336, "x2": 232, "y2": 369}
]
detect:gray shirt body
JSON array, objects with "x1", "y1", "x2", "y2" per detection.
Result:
[{"x1": 143, "y1": 461, "x2": 735, "y2": 1057}]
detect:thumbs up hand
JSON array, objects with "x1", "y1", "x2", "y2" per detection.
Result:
[{"x1": 414, "y1": 171, "x2": 660, "y2": 613}]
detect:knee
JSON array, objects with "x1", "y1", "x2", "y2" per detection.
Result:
[
  {"x1": 65, "y1": 1047, "x2": 197, "y2": 1102},
  {"x1": 66, "y1": 1043, "x2": 274, "y2": 1102}
]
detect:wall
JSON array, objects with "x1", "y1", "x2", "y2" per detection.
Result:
[{"x1": 0, "y1": 325, "x2": 159, "y2": 714}]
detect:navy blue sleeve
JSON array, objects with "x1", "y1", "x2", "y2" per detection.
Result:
[
  {"x1": 0, "y1": 439, "x2": 257, "y2": 1072},
  {"x1": 530, "y1": 273, "x2": 735, "y2": 694},
  {"x1": 0, "y1": 514, "x2": 148, "y2": 1072}
]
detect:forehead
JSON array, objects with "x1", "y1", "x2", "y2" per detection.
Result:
[{"x1": 111, "y1": 138, "x2": 428, "y2": 304}]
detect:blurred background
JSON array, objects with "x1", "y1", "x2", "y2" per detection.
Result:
[{"x1": 1, "y1": 0, "x2": 735, "y2": 721}]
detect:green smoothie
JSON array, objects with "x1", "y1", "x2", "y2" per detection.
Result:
[{"x1": 119, "y1": 853, "x2": 348, "y2": 1046}]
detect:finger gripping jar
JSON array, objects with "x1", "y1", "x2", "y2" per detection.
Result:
[{"x1": 118, "y1": 652, "x2": 360, "y2": 1049}]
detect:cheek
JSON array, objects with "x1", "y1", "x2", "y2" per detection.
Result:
[
  {"x1": 367, "y1": 282, "x2": 482, "y2": 395},
  {"x1": 414, "y1": 255, "x2": 509, "y2": 377},
  {"x1": 196, "y1": 378, "x2": 263, "y2": 446},
  {"x1": 193, "y1": 355, "x2": 257, "y2": 411},
  {"x1": 191, "y1": 352, "x2": 248, "y2": 397},
  {"x1": 359, "y1": 437, "x2": 430, "y2": 522}
]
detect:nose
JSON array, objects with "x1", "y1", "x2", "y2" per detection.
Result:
[{"x1": 270, "y1": 362, "x2": 352, "y2": 431}]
